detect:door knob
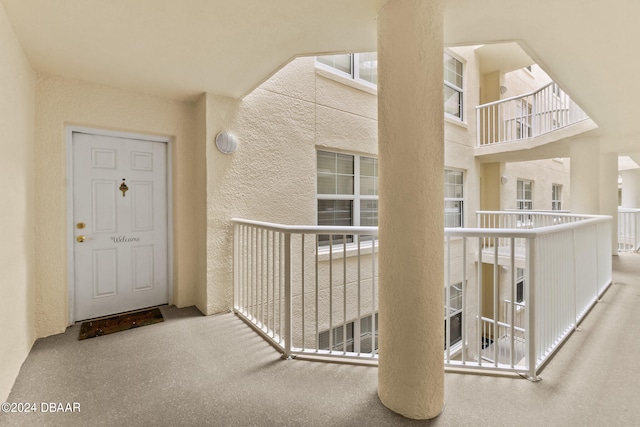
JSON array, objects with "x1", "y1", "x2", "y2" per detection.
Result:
[{"x1": 76, "y1": 235, "x2": 86, "y2": 243}]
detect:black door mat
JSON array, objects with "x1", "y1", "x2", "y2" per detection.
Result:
[{"x1": 78, "y1": 307, "x2": 164, "y2": 340}]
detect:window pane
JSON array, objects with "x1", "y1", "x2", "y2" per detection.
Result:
[
  {"x1": 360, "y1": 177, "x2": 375, "y2": 196},
  {"x1": 317, "y1": 54, "x2": 352, "y2": 75},
  {"x1": 336, "y1": 153, "x2": 354, "y2": 175},
  {"x1": 360, "y1": 200, "x2": 378, "y2": 226},
  {"x1": 318, "y1": 200, "x2": 353, "y2": 245},
  {"x1": 360, "y1": 157, "x2": 378, "y2": 196},
  {"x1": 444, "y1": 283, "x2": 463, "y2": 349},
  {"x1": 360, "y1": 156, "x2": 376, "y2": 177},
  {"x1": 357, "y1": 52, "x2": 378, "y2": 85},
  {"x1": 336, "y1": 175, "x2": 354, "y2": 194},
  {"x1": 318, "y1": 151, "x2": 354, "y2": 195},
  {"x1": 445, "y1": 201, "x2": 463, "y2": 228},
  {"x1": 444, "y1": 85, "x2": 462, "y2": 118},
  {"x1": 444, "y1": 54, "x2": 463, "y2": 89},
  {"x1": 317, "y1": 174, "x2": 336, "y2": 194},
  {"x1": 318, "y1": 200, "x2": 352, "y2": 226},
  {"x1": 448, "y1": 313, "x2": 462, "y2": 346},
  {"x1": 317, "y1": 151, "x2": 336, "y2": 173}
]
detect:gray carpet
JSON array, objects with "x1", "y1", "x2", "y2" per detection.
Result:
[{"x1": 2, "y1": 254, "x2": 640, "y2": 426}]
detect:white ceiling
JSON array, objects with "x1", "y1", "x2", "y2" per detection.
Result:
[
  {"x1": 1, "y1": 0, "x2": 384, "y2": 100},
  {"x1": 3, "y1": 0, "x2": 640, "y2": 153}
]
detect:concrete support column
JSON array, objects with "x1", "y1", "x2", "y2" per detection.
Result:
[
  {"x1": 620, "y1": 169, "x2": 640, "y2": 208},
  {"x1": 570, "y1": 138, "x2": 601, "y2": 214},
  {"x1": 377, "y1": 0, "x2": 444, "y2": 420},
  {"x1": 600, "y1": 152, "x2": 619, "y2": 255},
  {"x1": 570, "y1": 138, "x2": 618, "y2": 255}
]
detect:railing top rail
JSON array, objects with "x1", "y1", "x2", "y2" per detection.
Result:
[
  {"x1": 477, "y1": 210, "x2": 588, "y2": 218},
  {"x1": 501, "y1": 209, "x2": 571, "y2": 214},
  {"x1": 233, "y1": 213, "x2": 611, "y2": 239},
  {"x1": 618, "y1": 207, "x2": 640, "y2": 213},
  {"x1": 475, "y1": 82, "x2": 555, "y2": 109},
  {"x1": 453, "y1": 214, "x2": 611, "y2": 238},
  {"x1": 231, "y1": 218, "x2": 378, "y2": 236}
]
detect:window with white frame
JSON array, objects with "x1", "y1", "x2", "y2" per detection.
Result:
[
  {"x1": 316, "y1": 150, "x2": 378, "y2": 245},
  {"x1": 444, "y1": 52, "x2": 464, "y2": 120},
  {"x1": 517, "y1": 179, "x2": 533, "y2": 210},
  {"x1": 316, "y1": 52, "x2": 378, "y2": 87},
  {"x1": 319, "y1": 313, "x2": 378, "y2": 353},
  {"x1": 444, "y1": 283, "x2": 463, "y2": 349},
  {"x1": 317, "y1": 51, "x2": 463, "y2": 118},
  {"x1": 444, "y1": 169, "x2": 464, "y2": 228},
  {"x1": 552, "y1": 184, "x2": 562, "y2": 210}
]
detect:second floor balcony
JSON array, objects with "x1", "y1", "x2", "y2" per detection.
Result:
[{"x1": 475, "y1": 83, "x2": 597, "y2": 159}]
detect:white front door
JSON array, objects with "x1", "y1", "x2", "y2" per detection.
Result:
[{"x1": 72, "y1": 131, "x2": 169, "y2": 321}]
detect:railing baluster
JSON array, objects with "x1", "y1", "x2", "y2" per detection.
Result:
[
  {"x1": 493, "y1": 241, "x2": 499, "y2": 367},
  {"x1": 461, "y1": 236, "x2": 467, "y2": 365},
  {"x1": 356, "y1": 238, "x2": 361, "y2": 355},
  {"x1": 301, "y1": 233, "x2": 305, "y2": 350},
  {"x1": 329, "y1": 234, "x2": 333, "y2": 352},
  {"x1": 510, "y1": 237, "x2": 515, "y2": 368},
  {"x1": 477, "y1": 237, "x2": 483, "y2": 367},
  {"x1": 315, "y1": 234, "x2": 319, "y2": 352},
  {"x1": 445, "y1": 236, "x2": 451, "y2": 362},
  {"x1": 342, "y1": 236, "x2": 347, "y2": 354},
  {"x1": 371, "y1": 237, "x2": 377, "y2": 357},
  {"x1": 283, "y1": 232, "x2": 292, "y2": 359}
]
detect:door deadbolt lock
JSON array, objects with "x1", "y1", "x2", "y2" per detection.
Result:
[
  {"x1": 77, "y1": 222, "x2": 86, "y2": 229},
  {"x1": 76, "y1": 235, "x2": 86, "y2": 243}
]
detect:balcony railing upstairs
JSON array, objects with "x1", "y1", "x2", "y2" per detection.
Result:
[
  {"x1": 618, "y1": 207, "x2": 640, "y2": 252},
  {"x1": 476, "y1": 82, "x2": 589, "y2": 147},
  {"x1": 232, "y1": 212, "x2": 612, "y2": 380}
]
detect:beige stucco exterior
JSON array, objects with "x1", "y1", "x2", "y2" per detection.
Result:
[
  {"x1": 205, "y1": 56, "x2": 378, "y2": 314},
  {"x1": 0, "y1": 2, "x2": 36, "y2": 402}
]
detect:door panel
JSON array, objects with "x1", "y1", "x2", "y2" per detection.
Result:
[{"x1": 73, "y1": 132, "x2": 168, "y2": 321}]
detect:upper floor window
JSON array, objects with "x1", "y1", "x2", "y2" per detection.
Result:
[
  {"x1": 444, "y1": 169, "x2": 464, "y2": 228},
  {"x1": 316, "y1": 53, "x2": 378, "y2": 88},
  {"x1": 444, "y1": 52, "x2": 464, "y2": 120},
  {"x1": 552, "y1": 184, "x2": 562, "y2": 210},
  {"x1": 316, "y1": 150, "x2": 378, "y2": 245},
  {"x1": 444, "y1": 283, "x2": 463, "y2": 349},
  {"x1": 317, "y1": 51, "x2": 464, "y2": 119},
  {"x1": 517, "y1": 179, "x2": 533, "y2": 210},
  {"x1": 318, "y1": 312, "x2": 378, "y2": 354}
]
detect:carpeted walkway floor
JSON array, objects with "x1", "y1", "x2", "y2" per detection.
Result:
[{"x1": 2, "y1": 254, "x2": 640, "y2": 426}]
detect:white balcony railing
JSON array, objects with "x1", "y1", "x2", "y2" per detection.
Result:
[
  {"x1": 232, "y1": 212, "x2": 612, "y2": 379},
  {"x1": 618, "y1": 207, "x2": 640, "y2": 252},
  {"x1": 476, "y1": 82, "x2": 589, "y2": 147}
]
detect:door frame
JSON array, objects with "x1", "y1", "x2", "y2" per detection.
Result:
[{"x1": 65, "y1": 126, "x2": 174, "y2": 324}]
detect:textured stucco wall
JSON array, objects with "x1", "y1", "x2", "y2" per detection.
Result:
[
  {"x1": 34, "y1": 73, "x2": 204, "y2": 337},
  {"x1": 502, "y1": 158, "x2": 571, "y2": 210},
  {"x1": 0, "y1": 3, "x2": 36, "y2": 402},
  {"x1": 205, "y1": 56, "x2": 378, "y2": 314}
]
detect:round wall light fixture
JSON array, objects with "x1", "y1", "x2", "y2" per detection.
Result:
[{"x1": 215, "y1": 131, "x2": 238, "y2": 154}]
